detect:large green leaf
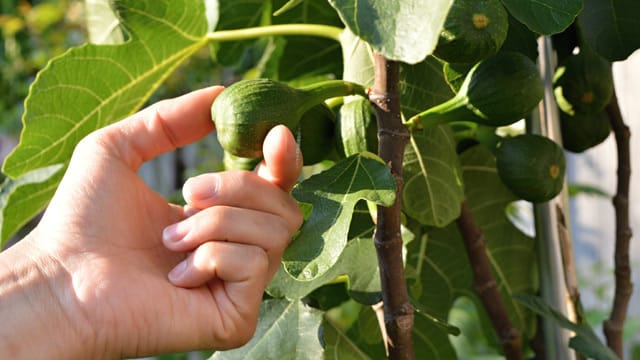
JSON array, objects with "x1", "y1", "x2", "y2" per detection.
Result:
[
  {"x1": 0, "y1": 165, "x2": 64, "y2": 247},
  {"x1": 212, "y1": 0, "x2": 268, "y2": 66},
  {"x1": 272, "y1": 0, "x2": 344, "y2": 82},
  {"x1": 329, "y1": 0, "x2": 453, "y2": 64},
  {"x1": 405, "y1": 145, "x2": 537, "y2": 353},
  {"x1": 269, "y1": 208, "x2": 382, "y2": 304},
  {"x1": 400, "y1": 56, "x2": 454, "y2": 119},
  {"x1": 3, "y1": 0, "x2": 211, "y2": 177},
  {"x1": 210, "y1": 299, "x2": 324, "y2": 360},
  {"x1": 402, "y1": 125, "x2": 464, "y2": 227},
  {"x1": 283, "y1": 153, "x2": 396, "y2": 281},
  {"x1": 270, "y1": 237, "x2": 381, "y2": 304},
  {"x1": 0, "y1": 0, "x2": 212, "y2": 242},
  {"x1": 501, "y1": 0, "x2": 583, "y2": 35},
  {"x1": 514, "y1": 294, "x2": 619, "y2": 360},
  {"x1": 579, "y1": 0, "x2": 640, "y2": 61}
]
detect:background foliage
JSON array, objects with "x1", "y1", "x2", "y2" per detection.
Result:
[{"x1": 1, "y1": 0, "x2": 639, "y2": 359}]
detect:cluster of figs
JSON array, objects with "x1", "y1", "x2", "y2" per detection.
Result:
[{"x1": 210, "y1": 0, "x2": 612, "y2": 204}]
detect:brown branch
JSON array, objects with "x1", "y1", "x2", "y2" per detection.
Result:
[
  {"x1": 456, "y1": 200, "x2": 523, "y2": 360},
  {"x1": 370, "y1": 52, "x2": 414, "y2": 359},
  {"x1": 603, "y1": 89, "x2": 634, "y2": 359}
]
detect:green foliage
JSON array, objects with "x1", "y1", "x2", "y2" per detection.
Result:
[
  {"x1": 2, "y1": 0, "x2": 639, "y2": 358},
  {"x1": 515, "y1": 294, "x2": 620, "y2": 360},
  {"x1": 283, "y1": 153, "x2": 396, "y2": 280}
]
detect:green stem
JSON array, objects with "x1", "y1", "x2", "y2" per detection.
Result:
[
  {"x1": 301, "y1": 80, "x2": 368, "y2": 106},
  {"x1": 206, "y1": 24, "x2": 343, "y2": 43},
  {"x1": 405, "y1": 95, "x2": 470, "y2": 131}
]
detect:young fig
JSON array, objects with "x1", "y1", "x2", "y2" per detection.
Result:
[{"x1": 211, "y1": 78, "x2": 366, "y2": 158}]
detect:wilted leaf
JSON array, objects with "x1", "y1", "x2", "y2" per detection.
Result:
[{"x1": 283, "y1": 153, "x2": 396, "y2": 280}]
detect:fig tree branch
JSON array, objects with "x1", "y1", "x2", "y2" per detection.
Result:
[
  {"x1": 603, "y1": 89, "x2": 633, "y2": 358},
  {"x1": 456, "y1": 199, "x2": 522, "y2": 360},
  {"x1": 370, "y1": 52, "x2": 415, "y2": 360}
]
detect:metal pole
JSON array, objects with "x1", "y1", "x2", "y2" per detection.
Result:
[{"x1": 530, "y1": 36, "x2": 578, "y2": 360}]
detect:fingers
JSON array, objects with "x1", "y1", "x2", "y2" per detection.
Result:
[
  {"x1": 167, "y1": 241, "x2": 269, "y2": 290},
  {"x1": 182, "y1": 171, "x2": 302, "y2": 230},
  {"x1": 255, "y1": 125, "x2": 303, "y2": 192},
  {"x1": 84, "y1": 86, "x2": 224, "y2": 170},
  {"x1": 163, "y1": 205, "x2": 292, "y2": 277}
]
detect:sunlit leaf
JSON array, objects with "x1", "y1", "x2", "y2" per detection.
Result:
[
  {"x1": 3, "y1": 0, "x2": 211, "y2": 177},
  {"x1": 283, "y1": 153, "x2": 396, "y2": 280},
  {"x1": 210, "y1": 299, "x2": 324, "y2": 360},
  {"x1": 329, "y1": 0, "x2": 453, "y2": 64},
  {"x1": 85, "y1": 0, "x2": 124, "y2": 44},
  {"x1": 1, "y1": 0, "x2": 212, "y2": 241},
  {"x1": 0, "y1": 165, "x2": 64, "y2": 246}
]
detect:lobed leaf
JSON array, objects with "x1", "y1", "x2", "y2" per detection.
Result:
[{"x1": 282, "y1": 153, "x2": 396, "y2": 281}]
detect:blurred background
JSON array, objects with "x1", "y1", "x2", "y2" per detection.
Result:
[{"x1": 1, "y1": 0, "x2": 638, "y2": 359}]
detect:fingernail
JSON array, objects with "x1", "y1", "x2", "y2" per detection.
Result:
[
  {"x1": 163, "y1": 222, "x2": 188, "y2": 243},
  {"x1": 184, "y1": 174, "x2": 220, "y2": 202},
  {"x1": 168, "y1": 259, "x2": 188, "y2": 283}
]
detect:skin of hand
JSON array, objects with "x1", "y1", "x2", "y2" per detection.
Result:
[{"x1": 0, "y1": 86, "x2": 303, "y2": 359}]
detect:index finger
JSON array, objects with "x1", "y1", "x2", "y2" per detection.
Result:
[{"x1": 98, "y1": 86, "x2": 224, "y2": 170}]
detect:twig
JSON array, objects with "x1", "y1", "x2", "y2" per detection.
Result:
[
  {"x1": 370, "y1": 52, "x2": 415, "y2": 359},
  {"x1": 603, "y1": 89, "x2": 633, "y2": 358},
  {"x1": 456, "y1": 200, "x2": 523, "y2": 360}
]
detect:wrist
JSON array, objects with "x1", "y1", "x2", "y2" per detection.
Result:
[{"x1": 0, "y1": 233, "x2": 97, "y2": 359}]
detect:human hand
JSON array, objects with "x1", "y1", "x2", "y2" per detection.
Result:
[{"x1": 0, "y1": 87, "x2": 303, "y2": 359}]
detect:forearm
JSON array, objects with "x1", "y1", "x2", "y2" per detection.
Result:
[{"x1": 0, "y1": 236, "x2": 94, "y2": 359}]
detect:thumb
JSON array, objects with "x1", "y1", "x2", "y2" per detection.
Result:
[{"x1": 256, "y1": 125, "x2": 303, "y2": 192}]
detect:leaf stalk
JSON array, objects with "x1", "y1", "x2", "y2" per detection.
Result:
[{"x1": 206, "y1": 24, "x2": 343, "y2": 43}]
